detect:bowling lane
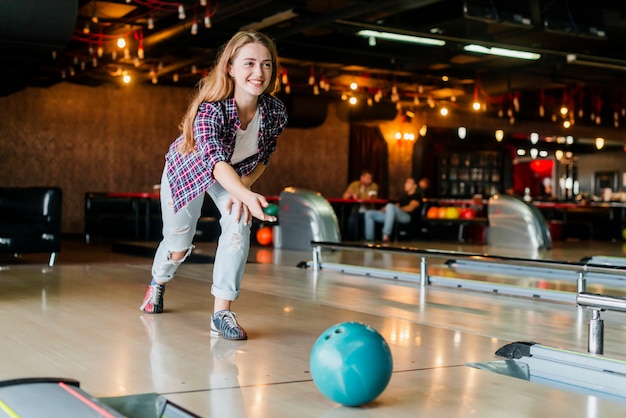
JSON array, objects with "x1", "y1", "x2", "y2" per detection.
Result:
[
  {"x1": 2, "y1": 252, "x2": 626, "y2": 416},
  {"x1": 165, "y1": 365, "x2": 625, "y2": 418}
]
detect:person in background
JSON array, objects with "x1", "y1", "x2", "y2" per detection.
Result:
[
  {"x1": 343, "y1": 169, "x2": 379, "y2": 240},
  {"x1": 364, "y1": 177, "x2": 425, "y2": 243},
  {"x1": 139, "y1": 30, "x2": 288, "y2": 341}
]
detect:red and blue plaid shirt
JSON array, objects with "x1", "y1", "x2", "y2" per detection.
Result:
[{"x1": 165, "y1": 94, "x2": 288, "y2": 212}]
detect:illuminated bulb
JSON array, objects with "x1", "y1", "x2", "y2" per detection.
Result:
[
  {"x1": 530, "y1": 148, "x2": 539, "y2": 159},
  {"x1": 281, "y1": 72, "x2": 288, "y2": 84},
  {"x1": 563, "y1": 120, "x2": 570, "y2": 128},
  {"x1": 472, "y1": 101, "x2": 481, "y2": 111},
  {"x1": 117, "y1": 37, "x2": 126, "y2": 48},
  {"x1": 190, "y1": 65, "x2": 197, "y2": 74},
  {"x1": 457, "y1": 126, "x2": 466, "y2": 139},
  {"x1": 395, "y1": 132, "x2": 402, "y2": 140},
  {"x1": 285, "y1": 85, "x2": 291, "y2": 94},
  {"x1": 555, "y1": 150, "x2": 564, "y2": 160},
  {"x1": 367, "y1": 97, "x2": 372, "y2": 106},
  {"x1": 309, "y1": 75, "x2": 315, "y2": 85},
  {"x1": 539, "y1": 105, "x2": 545, "y2": 117},
  {"x1": 560, "y1": 105, "x2": 568, "y2": 115},
  {"x1": 596, "y1": 137, "x2": 605, "y2": 150},
  {"x1": 517, "y1": 149, "x2": 526, "y2": 156},
  {"x1": 539, "y1": 150, "x2": 548, "y2": 158},
  {"x1": 137, "y1": 46, "x2": 144, "y2": 60},
  {"x1": 565, "y1": 151, "x2": 573, "y2": 159},
  {"x1": 124, "y1": 47, "x2": 130, "y2": 59},
  {"x1": 419, "y1": 125, "x2": 427, "y2": 136},
  {"x1": 368, "y1": 36, "x2": 376, "y2": 46},
  {"x1": 52, "y1": 51, "x2": 57, "y2": 60},
  {"x1": 495, "y1": 129, "x2": 504, "y2": 142},
  {"x1": 191, "y1": 21, "x2": 198, "y2": 35},
  {"x1": 97, "y1": 46, "x2": 103, "y2": 57},
  {"x1": 513, "y1": 96, "x2": 519, "y2": 112},
  {"x1": 152, "y1": 75, "x2": 158, "y2": 84},
  {"x1": 566, "y1": 136, "x2": 574, "y2": 145},
  {"x1": 414, "y1": 96, "x2": 419, "y2": 105},
  {"x1": 350, "y1": 82, "x2": 358, "y2": 90},
  {"x1": 578, "y1": 108, "x2": 584, "y2": 118},
  {"x1": 313, "y1": 85, "x2": 319, "y2": 95},
  {"x1": 173, "y1": 73, "x2": 179, "y2": 82},
  {"x1": 123, "y1": 73, "x2": 131, "y2": 84},
  {"x1": 204, "y1": 15, "x2": 211, "y2": 28},
  {"x1": 92, "y1": 57, "x2": 98, "y2": 67},
  {"x1": 530, "y1": 132, "x2": 539, "y2": 144},
  {"x1": 595, "y1": 115, "x2": 601, "y2": 125},
  {"x1": 440, "y1": 107, "x2": 448, "y2": 116},
  {"x1": 148, "y1": 17, "x2": 154, "y2": 30},
  {"x1": 83, "y1": 23, "x2": 90, "y2": 34},
  {"x1": 200, "y1": 0, "x2": 207, "y2": 5},
  {"x1": 178, "y1": 4, "x2": 186, "y2": 19}
]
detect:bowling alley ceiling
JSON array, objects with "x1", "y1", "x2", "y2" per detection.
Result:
[{"x1": 5, "y1": 0, "x2": 626, "y2": 129}]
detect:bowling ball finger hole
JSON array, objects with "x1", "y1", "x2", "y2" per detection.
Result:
[{"x1": 325, "y1": 328, "x2": 344, "y2": 340}]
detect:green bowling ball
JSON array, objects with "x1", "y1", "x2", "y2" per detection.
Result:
[{"x1": 263, "y1": 203, "x2": 278, "y2": 216}]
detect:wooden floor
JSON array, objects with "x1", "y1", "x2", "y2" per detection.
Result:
[{"x1": 2, "y1": 236, "x2": 626, "y2": 416}]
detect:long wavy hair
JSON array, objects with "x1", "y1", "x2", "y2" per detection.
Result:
[{"x1": 178, "y1": 30, "x2": 281, "y2": 154}]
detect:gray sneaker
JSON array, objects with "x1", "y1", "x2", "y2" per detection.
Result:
[{"x1": 211, "y1": 310, "x2": 248, "y2": 340}]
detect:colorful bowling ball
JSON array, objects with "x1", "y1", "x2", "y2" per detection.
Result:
[
  {"x1": 445, "y1": 206, "x2": 459, "y2": 219},
  {"x1": 460, "y1": 208, "x2": 476, "y2": 219},
  {"x1": 256, "y1": 226, "x2": 273, "y2": 246},
  {"x1": 263, "y1": 203, "x2": 278, "y2": 216},
  {"x1": 437, "y1": 206, "x2": 448, "y2": 219},
  {"x1": 310, "y1": 322, "x2": 393, "y2": 406},
  {"x1": 426, "y1": 207, "x2": 439, "y2": 219}
]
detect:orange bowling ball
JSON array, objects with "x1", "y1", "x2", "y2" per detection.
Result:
[
  {"x1": 256, "y1": 226, "x2": 274, "y2": 246},
  {"x1": 437, "y1": 207, "x2": 448, "y2": 219},
  {"x1": 426, "y1": 207, "x2": 439, "y2": 219}
]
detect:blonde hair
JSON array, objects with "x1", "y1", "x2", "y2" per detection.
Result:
[{"x1": 178, "y1": 30, "x2": 281, "y2": 154}]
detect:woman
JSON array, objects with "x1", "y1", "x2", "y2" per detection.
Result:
[{"x1": 140, "y1": 30, "x2": 288, "y2": 341}]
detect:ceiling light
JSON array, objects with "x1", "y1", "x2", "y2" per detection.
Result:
[
  {"x1": 495, "y1": 129, "x2": 504, "y2": 142},
  {"x1": 596, "y1": 137, "x2": 605, "y2": 150},
  {"x1": 463, "y1": 44, "x2": 541, "y2": 60},
  {"x1": 458, "y1": 127, "x2": 466, "y2": 139},
  {"x1": 357, "y1": 30, "x2": 446, "y2": 47},
  {"x1": 555, "y1": 150, "x2": 564, "y2": 160},
  {"x1": 530, "y1": 132, "x2": 539, "y2": 144}
]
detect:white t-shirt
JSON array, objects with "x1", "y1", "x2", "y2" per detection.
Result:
[{"x1": 231, "y1": 108, "x2": 260, "y2": 164}]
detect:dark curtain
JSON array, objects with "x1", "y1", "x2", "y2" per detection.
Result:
[{"x1": 348, "y1": 124, "x2": 389, "y2": 198}]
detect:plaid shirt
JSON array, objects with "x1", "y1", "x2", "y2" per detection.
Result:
[{"x1": 165, "y1": 94, "x2": 288, "y2": 212}]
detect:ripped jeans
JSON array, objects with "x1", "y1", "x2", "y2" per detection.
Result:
[{"x1": 151, "y1": 168, "x2": 251, "y2": 301}]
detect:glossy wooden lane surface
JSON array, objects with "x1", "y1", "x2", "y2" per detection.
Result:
[{"x1": 1, "y1": 238, "x2": 626, "y2": 416}]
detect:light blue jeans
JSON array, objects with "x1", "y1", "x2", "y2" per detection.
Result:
[
  {"x1": 364, "y1": 203, "x2": 411, "y2": 241},
  {"x1": 151, "y1": 168, "x2": 251, "y2": 301}
]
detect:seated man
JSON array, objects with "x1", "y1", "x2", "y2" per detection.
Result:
[
  {"x1": 343, "y1": 169, "x2": 378, "y2": 240},
  {"x1": 364, "y1": 177, "x2": 423, "y2": 243}
]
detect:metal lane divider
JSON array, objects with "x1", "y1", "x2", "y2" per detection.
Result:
[
  {"x1": 576, "y1": 292, "x2": 626, "y2": 355},
  {"x1": 309, "y1": 241, "x2": 626, "y2": 302}
]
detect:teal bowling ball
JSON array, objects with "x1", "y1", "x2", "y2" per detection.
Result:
[
  {"x1": 263, "y1": 203, "x2": 278, "y2": 216},
  {"x1": 310, "y1": 322, "x2": 393, "y2": 406}
]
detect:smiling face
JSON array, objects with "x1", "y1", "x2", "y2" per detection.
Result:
[{"x1": 228, "y1": 42, "x2": 273, "y2": 101}]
